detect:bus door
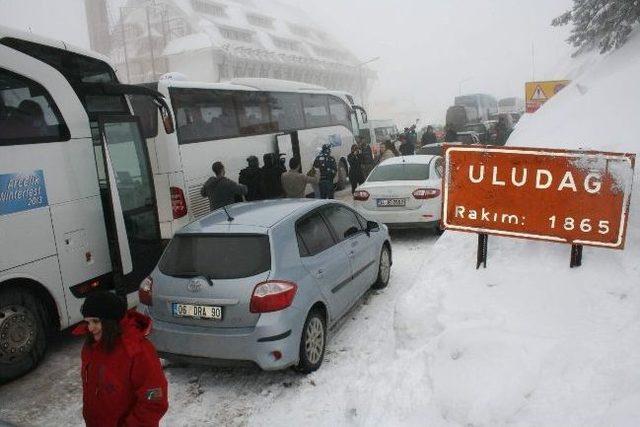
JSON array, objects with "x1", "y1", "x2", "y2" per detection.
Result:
[
  {"x1": 276, "y1": 131, "x2": 302, "y2": 169},
  {"x1": 95, "y1": 116, "x2": 163, "y2": 295}
]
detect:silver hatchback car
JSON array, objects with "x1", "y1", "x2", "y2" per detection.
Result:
[{"x1": 138, "y1": 199, "x2": 391, "y2": 373}]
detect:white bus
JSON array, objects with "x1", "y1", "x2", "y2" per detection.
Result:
[
  {"x1": 0, "y1": 27, "x2": 174, "y2": 382},
  {"x1": 134, "y1": 76, "x2": 369, "y2": 237}
]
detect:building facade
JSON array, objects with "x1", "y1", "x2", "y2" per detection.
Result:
[{"x1": 86, "y1": 0, "x2": 374, "y2": 102}]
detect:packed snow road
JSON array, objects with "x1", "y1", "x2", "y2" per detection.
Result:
[{"x1": 0, "y1": 228, "x2": 440, "y2": 427}]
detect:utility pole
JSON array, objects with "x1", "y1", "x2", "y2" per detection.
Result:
[
  {"x1": 119, "y1": 7, "x2": 131, "y2": 83},
  {"x1": 146, "y1": 5, "x2": 157, "y2": 80}
]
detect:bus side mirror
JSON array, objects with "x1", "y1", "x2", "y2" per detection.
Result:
[{"x1": 161, "y1": 108, "x2": 175, "y2": 134}]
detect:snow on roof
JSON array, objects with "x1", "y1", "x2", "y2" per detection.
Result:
[{"x1": 163, "y1": 32, "x2": 213, "y2": 56}]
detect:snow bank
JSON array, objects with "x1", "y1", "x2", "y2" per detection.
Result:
[{"x1": 395, "y1": 31, "x2": 640, "y2": 425}]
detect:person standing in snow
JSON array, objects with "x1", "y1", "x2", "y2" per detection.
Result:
[
  {"x1": 379, "y1": 140, "x2": 398, "y2": 162},
  {"x1": 313, "y1": 143, "x2": 337, "y2": 199},
  {"x1": 73, "y1": 292, "x2": 168, "y2": 427},
  {"x1": 238, "y1": 155, "x2": 263, "y2": 201},
  {"x1": 347, "y1": 144, "x2": 365, "y2": 194},
  {"x1": 421, "y1": 125, "x2": 438, "y2": 145},
  {"x1": 281, "y1": 157, "x2": 319, "y2": 198},
  {"x1": 201, "y1": 161, "x2": 247, "y2": 211}
]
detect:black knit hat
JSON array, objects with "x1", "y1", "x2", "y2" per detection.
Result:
[{"x1": 81, "y1": 291, "x2": 127, "y2": 321}]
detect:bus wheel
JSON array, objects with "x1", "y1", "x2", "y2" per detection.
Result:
[
  {"x1": 0, "y1": 288, "x2": 48, "y2": 384},
  {"x1": 336, "y1": 160, "x2": 348, "y2": 190}
]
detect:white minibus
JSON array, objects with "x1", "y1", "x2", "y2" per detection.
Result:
[
  {"x1": 0, "y1": 26, "x2": 174, "y2": 382},
  {"x1": 134, "y1": 76, "x2": 369, "y2": 237}
]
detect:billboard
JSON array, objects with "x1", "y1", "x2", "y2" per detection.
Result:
[
  {"x1": 442, "y1": 145, "x2": 635, "y2": 249},
  {"x1": 525, "y1": 80, "x2": 570, "y2": 113}
]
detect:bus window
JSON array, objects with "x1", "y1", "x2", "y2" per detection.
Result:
[
  {"x1": 269, "y1": 92, "x2": 304, "y2": 131},
  {"x1": 328, "y1": 96, "x2": 351, "y2": 130},
  {"x1": 0, "y1": 38, "x2": 128, "y2": 117},
  {"x1": 0, "y1": 68, "x2": 69, "y2": 145},
  {"x1": 302, "y1": 94, "x2": 330, "y2": 128},
  {"x1": 234, "y1": 91, "x2": 275, "y2": 136},
  {"x1": 171, "y1": 88, "x2": 239, "y2": 144}
]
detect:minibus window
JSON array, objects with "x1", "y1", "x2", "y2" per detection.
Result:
[{"x1": 0, "y1": 68, "x2": 69, "y2": 145}]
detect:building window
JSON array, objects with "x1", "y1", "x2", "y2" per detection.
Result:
[
  {"x1": 219, "y1": 26, "x2": 253, "y2": 43},
  {"x1": 247, "y1": 13, "x2": 273, "y2": 29},
  {"x1": 191, "y1": 0, "x2": 226, "y2": 17},
  {"x1": 288, "y1": 23, "x2": 310, "y2": 37},
  {"x1": 167, "y1": 18, "x2": 190, "y2": 40},
  {"x1": 271, "y1": 36, "x2": 301, "y2": 52}
]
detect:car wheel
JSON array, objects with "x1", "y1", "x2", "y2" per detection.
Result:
[
  {"x1": 372, "y1": 245, "x2": 391, "y2": 289},
  {"x1": 0, "y1": 288, "x2": 48, "y2": 384},
  {"x1": 295, "y1": 309, "x2": 326, "y2": 374},
  {"x1": 336, "y1": 160, "x2": 348, "y2": 190}
]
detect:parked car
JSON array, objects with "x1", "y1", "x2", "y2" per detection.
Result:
[
  {"x1": 138, "y1": 199, "x2": 392, "y2": 373},
  {"x1": 353, "y1": 155, "x2": 444, "y2": 230},
  {"x1": 456, "y1": 131, "x2": 481, "y2": 145}
]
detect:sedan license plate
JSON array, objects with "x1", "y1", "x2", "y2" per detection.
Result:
[
  {"x1": 172, "y1": 303, "x2": 222, "y2": 320},
  {"x1": 377, "y1": 198, "x2": 406, "y2": 207}
]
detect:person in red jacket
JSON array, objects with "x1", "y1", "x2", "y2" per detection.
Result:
[{"x1": 73, "y1": 291, "x2": 168, "y2": 427}]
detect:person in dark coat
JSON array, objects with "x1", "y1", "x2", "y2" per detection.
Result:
[
  {"x1": 238, "y1": 155, "x2": 263, "y2": 201},
  {"x1": 444, "y1": 126, "x2": 458, "y2": 142},
  {"x1": 421, "y1": 125, "x2": 438, "y2": 145},
  {"x1": 313, "y1": 144, "x2": 337, "y2": 199},
  {"x1": 73, "y1": 292, "x2": 168, "y2": 427},
  {"x1": 347, "y1": 144, "x2": 365, "y2": 194},
  {"x1": 399, "y1": 134, "x2": 415, "y2": 156},
  {"x1": 201, "y1": 161, "x2": 247, "y2": 211},
  {"x1": 260, "y1": 153, "x2": 285, "y2": 199},
  {"x1": 357, "y1": 137, "x2": 374, "y2": 179}
]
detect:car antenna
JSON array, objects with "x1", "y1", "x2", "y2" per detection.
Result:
[{"x1": 222, "y1": 205, "x2": 234, "y2": 222}]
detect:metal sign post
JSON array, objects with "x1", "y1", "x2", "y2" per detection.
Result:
[{"x1": 476, "y1": 233, "x2": 488, "y2": 269}]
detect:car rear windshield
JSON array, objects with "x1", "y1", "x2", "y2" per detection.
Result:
[
  {"x1": 367, "y1": 164, "x2": 429, "y2": 182},
  {"x1": 159, "y1": 234, "x2": 271, "y2": 279}
]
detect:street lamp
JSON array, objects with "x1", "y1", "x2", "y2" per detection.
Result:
[{"x1": 357, "y1": 56, "x2": 380, "y2": 107}]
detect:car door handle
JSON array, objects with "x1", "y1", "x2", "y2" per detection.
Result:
[{"x1": 315, "y1": 269, "x2": 324, "y2": 278}]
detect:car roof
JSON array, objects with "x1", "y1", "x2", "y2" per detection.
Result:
[
  {"x1": 378, "y1": 155, "x2": 439, "y2": 166},
  {"x1": 179, "y1": 199, "x2": 327, "y2": 234}
]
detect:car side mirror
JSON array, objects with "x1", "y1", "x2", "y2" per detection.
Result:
[
  {"x1": 344, "y1": 226, "x2": 360, "y2": 239},
  {"x1": 366, "y1": 220, "x2": 379, "y2": 233}
]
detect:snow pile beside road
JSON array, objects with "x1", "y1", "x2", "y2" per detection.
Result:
[{"x1": 395, "y1": 32, "x2": 640, "y2": 425}]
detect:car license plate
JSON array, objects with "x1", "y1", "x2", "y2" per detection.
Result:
[
  {"x1": 377, "y1": 198, "x2": 406, "y2": 207},
  {"x1": 172, "y1": 303, "x2": 222, "y2": 320}
]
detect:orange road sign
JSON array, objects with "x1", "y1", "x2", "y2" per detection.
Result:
[
  {"x1": 525, "y1": 80, "x2": 570, "y2": 113},
  {"x1": 442, "y1": 145, "x2": 635, "y2": 249}
]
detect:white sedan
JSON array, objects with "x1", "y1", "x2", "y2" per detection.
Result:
[{"x1": 353, "y1": 155, "x2": 444, "y2": 229}]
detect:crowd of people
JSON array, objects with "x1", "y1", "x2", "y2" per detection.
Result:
[{"x1": 200, "y1": 138, "x2": 378, "y2": 212}]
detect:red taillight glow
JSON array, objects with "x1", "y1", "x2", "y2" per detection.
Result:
[
  {"x1": 139, "y1": 277, "x2": 153, "y2": 306},
  {"x1": 170, "y1": 186, "x2": 188, "y2": 219},
  {"x1": 353, "y1": 190, "x2": 370, "y2": 201},
  {"x1": 412, "y1": 188, "x2": 441, "y2": 199},
  {"x1": 250, "y1": 280, "x2": 297, "y2": 313}
]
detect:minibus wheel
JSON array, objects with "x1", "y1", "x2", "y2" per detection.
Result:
[{"x1": 0, "y1": 287, "x2": 47, "y2": 384}]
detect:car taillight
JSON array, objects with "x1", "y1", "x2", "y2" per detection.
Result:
[
  {"x1": 412, "y1": 188, "x2": 440, "y2": 199},
  {"x1": 170, "y1": 186, "x2": 187, "y2": 219},
  {"x1": 250, "y1": 281, "x2": 297, "y2": 313},
  {"x1": 139, "y1": 277, "x2": 153, "y2": 306},
  {"x1": 353, "y1": 190, "x2": 370, "y2": 201}
]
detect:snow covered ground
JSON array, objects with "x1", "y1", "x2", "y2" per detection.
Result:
[
  {"x1": 390, "y1": 30, "x2": 640, "y2": 426},
  {"x1": 0, "y1": 226, "x2": 441, "y2": 427}
]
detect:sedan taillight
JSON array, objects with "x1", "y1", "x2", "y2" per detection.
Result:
[
  {"x1": 412, "y1": 188, "x2": 440, "y2": 199},
  {"x1": 139, "y1": 277, "x2": 153, "y2": 306},
  {"x1": 353, "y1": 190, "x2": 370, "y2": 201},
  {"x1": 250, "y1": 281, "x2": 297, "y2": 313}
]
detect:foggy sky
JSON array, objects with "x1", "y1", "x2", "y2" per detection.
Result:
[
  {"x1": 284, "y1": 0, "x2": 574, "y2": 125},
  {"x1": 0, "y1": 0, "x2": 574, "y2": 126}
]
